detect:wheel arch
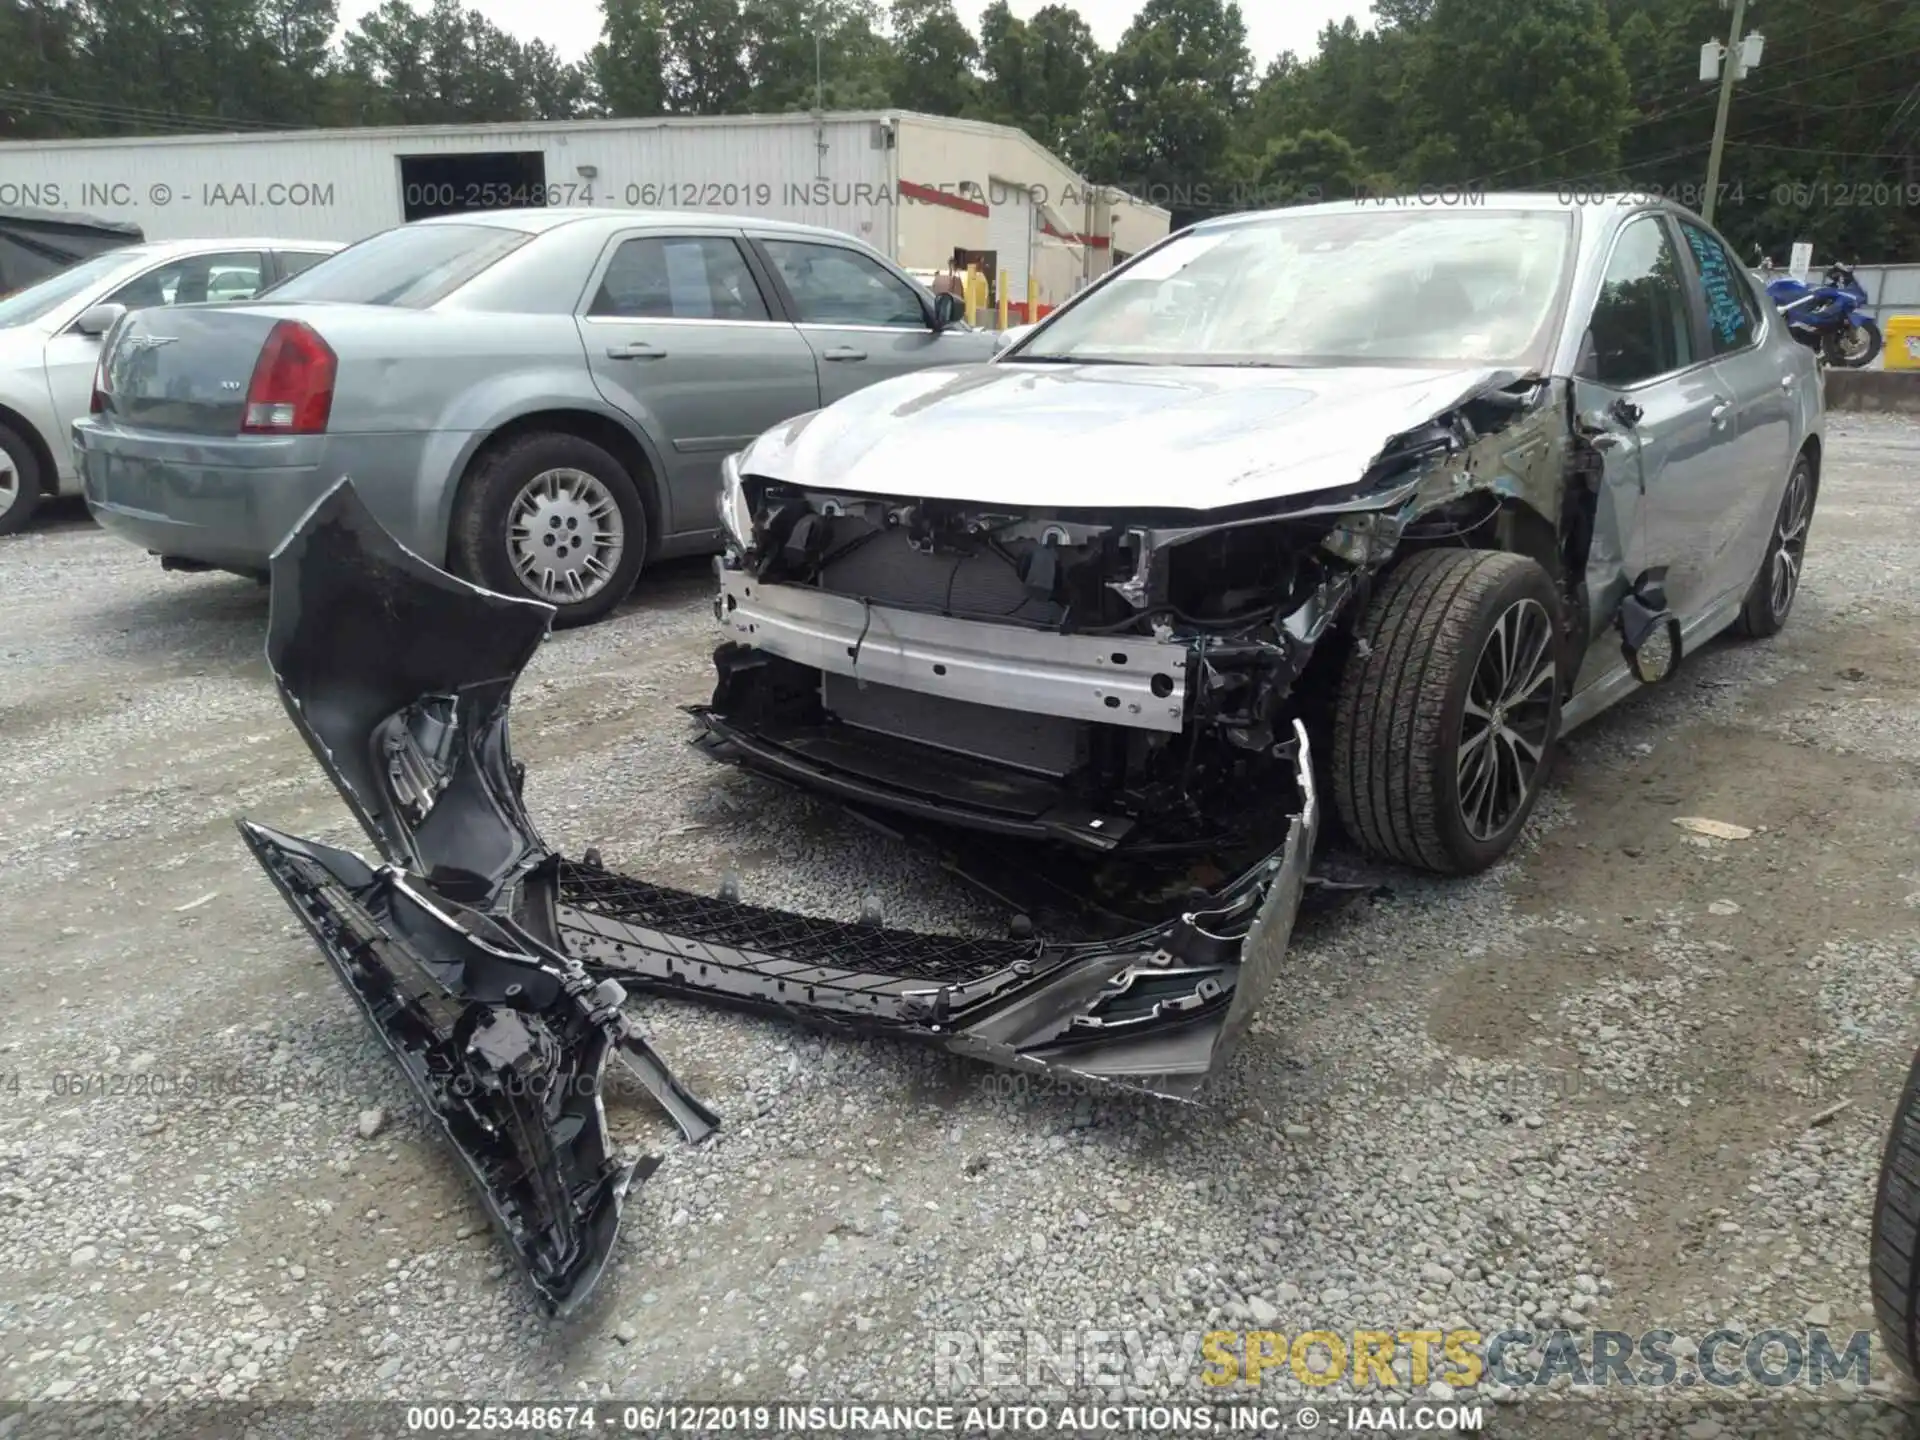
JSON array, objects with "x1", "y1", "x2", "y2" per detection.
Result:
[
  {"x1": 1799, "y1": 431, "x2": 1822, "y2": 485},
  {"x1": 447, "y1": 407, "x2": 668, "y2": 563},
  {"x1": 0, "y1": 403, "x2": 57, "y2": 491}
]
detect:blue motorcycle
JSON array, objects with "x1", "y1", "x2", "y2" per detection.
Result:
[{"x1": 1763, "y1": 260, "x2": 1882, "y2": 368}]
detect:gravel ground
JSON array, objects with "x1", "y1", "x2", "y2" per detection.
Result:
[{"x1": 4, "y1": 419, "x2": 1920, "y2": 1437}]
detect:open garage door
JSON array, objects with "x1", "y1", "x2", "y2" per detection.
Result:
[{"x1": 398, "y1": 152, "x2": 549, "y2": 222}]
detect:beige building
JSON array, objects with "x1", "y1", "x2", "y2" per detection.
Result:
[
  {"x1": 891, "y1": 113, "x2": 1171, "y2": 318},
  {"x1": 0, "y1": 110, "x2": 1171, "y2": 323}
]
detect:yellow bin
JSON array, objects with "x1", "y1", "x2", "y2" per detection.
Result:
[{"x1": 1885, "y1": 314, "x2": 1920, "y2": 370}]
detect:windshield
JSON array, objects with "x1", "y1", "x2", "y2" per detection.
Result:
[
  {"x1": 264, "y1": 224, "x2": 532, "y2": 308},
  {"x1": 0, "y1": 247, "x2": 152, "y2": 329},
  {"x1": 1019, "y1": 210, "x2": 1578, "y2": 369}
]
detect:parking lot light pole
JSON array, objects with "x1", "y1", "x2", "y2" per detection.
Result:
[{"x1": 1702, "y1": 0, "x2": 1751, "y2": 226}]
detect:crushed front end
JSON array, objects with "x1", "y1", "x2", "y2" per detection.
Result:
[
  {"x1": 695, "y1": 370, "x2": 1591, "y2": 869},
  {"x1": 239, "y1": 482, "x2": 1320, "y2": 1307}
]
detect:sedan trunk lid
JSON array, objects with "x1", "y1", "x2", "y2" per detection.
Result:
[{"x1": 99, "y1": 305, "x2": 311, "y2": 434}]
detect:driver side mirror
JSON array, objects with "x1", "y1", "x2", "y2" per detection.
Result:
[
  {"x1": 73, "y1": 302, "x2": 126, "y2": 338},
  {"x1": 931, "y1": 291, "x2": 963, "y2": 331}
]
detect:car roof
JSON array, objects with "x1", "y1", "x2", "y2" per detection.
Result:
[
  {"x1": 1195, "y1": 191, "x2": 1713, "y2": 231},
  {"x1": 411, "y1": 207, "x2": 864, "y2": 243},
  {"x1": 130, "y1": 236, "x2": 346, "y2": 259}
]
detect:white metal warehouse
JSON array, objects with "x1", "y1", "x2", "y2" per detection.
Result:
[{"x1": 0, "y1": 111, "x2": 1170, "y2": 316}]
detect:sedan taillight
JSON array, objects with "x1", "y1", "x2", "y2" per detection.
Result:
[{"x1": 241, "y1": 320, "x2": 335, "y2": 434}]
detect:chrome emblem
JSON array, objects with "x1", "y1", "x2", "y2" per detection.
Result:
[{"x1": 118, "y1": 334, "x2": 177, "y2": 352}]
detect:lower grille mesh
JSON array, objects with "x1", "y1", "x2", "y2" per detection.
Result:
[{"x1": 556, "y1": 858, "x2": 1039, "y2": 984}]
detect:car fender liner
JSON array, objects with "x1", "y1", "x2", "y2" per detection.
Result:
[{"x1": 238, "y1": 480, "x2": 1319, "y2": 1307}]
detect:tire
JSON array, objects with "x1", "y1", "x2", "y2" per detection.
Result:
[
  {"x1": 1872, "y1": 1045, "x2": 1920, "y2": 1381},
  {"x1": 449, "y1": 431, "x2": 647, "y2": 629},
  {"x1": 1736, "y1": 452, "x2": 1816, "y2": 639},
  {"x1": 1332, "y1": 549, "x2": 1562, "y2": 875},
  {"x1": 1826, "y1": 316, "x2": 1883, "y2": 369},
  {"x1": 0, "y1": 422, "x2": 44, "y2": 538}
]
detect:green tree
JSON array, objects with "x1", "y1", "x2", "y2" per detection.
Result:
[
  {"x1": 1256, "y1": 128, "x2": 1381, "y2": 203},
  {"x1": 659, "y1": 0, "x2": 750, "y2": 112},
  {"x1": 889, "y1": 0, "x2": 977, "y2": 117},
  {"x1": 1399, "y1": 0, "x2": 1630, "y2": 186},
  {"x1": 1096, "y1": 0, "x2": 1254, "y2": 218},
  {"x1": 592, "y1": 0, "x2": 668, "y2": 116},
  {"x1": 977, "y1": 2, "x2": 1097, "y2": 156}
]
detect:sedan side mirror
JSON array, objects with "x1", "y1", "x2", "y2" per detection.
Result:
[
  {"x1": 72, "y1": 302, "x2": 127, "y2": 337},
  {"x1": 931, "y1": 291, "x2": 964, "y2": 331}
]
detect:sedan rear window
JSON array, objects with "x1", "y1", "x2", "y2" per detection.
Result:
[{"x1": 265, "y1": 224, "x2": 532, "y2": 308}]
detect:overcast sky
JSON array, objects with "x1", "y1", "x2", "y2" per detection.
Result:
[{"x1": 335, "y1": 0, "x2": 1376, "y2": 72}]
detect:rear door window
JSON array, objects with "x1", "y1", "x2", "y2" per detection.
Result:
[
  {"x1": 588, "y1": 236, "x2": 770, "y2": 321},
  {"x1": 1678, "y1": 220, "x2": 1763, "y2": 356}
]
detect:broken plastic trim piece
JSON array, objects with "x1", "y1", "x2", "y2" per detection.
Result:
[
  {"x1": 238, "y1": 820, "x2": 716, "y2": 1317},
  {"x1": 246, "y1": 474, "x2": 1317, "y2": 1116}
]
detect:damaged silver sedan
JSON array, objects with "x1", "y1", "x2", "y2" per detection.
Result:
[
  {"x1": 239, "y1": 196, "x2": 1820, "y2": 1314},
  {"x1": 699, "y1": 196, "x2": 1822, "y2": 874}
]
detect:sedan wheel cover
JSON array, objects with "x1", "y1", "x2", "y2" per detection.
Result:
[
  {"x1": 1457, "y1": 597, "x2": 1556, "y2": 843},
  {"x1": 0, "y1": 451, "x2": 16, "y2": 518},
  {"x1": 1770, "y1": 466, "x2": 1813, "y2": 620},
  {"x1": 507, "y1": 468, "x2": 625, "y2": 605}
]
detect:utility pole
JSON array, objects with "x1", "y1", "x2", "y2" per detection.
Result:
[
  {"x1": 814, "y1": 31, "x2": 823, "y2": 112},
  {"x1": 1701, "y1": 0, "x2": 1761, "y2": 225}
]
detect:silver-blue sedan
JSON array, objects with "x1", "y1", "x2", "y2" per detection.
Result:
[{"x1": 74, "y1": 209, "x2": 990, "y2": 625}]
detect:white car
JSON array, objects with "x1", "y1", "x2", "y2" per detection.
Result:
[{"x1": 0, "y1": 237, "x2": 340, "y2": 534}]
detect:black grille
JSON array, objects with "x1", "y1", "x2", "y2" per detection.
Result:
[
  {"x1": 817, "y1": 526, "x2": 1062, "y2": 624},
  {"x1": 556, "y1": 858, "x2": 1038, "y2": 985}
]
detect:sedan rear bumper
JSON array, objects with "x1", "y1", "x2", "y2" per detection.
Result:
[{"x1": 74, "y1": 417, "x2": 332, "y2": 569}]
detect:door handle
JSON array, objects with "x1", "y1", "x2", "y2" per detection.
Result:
[
  {"x1": 1781, "y1": 374, "x2": 1797, "y2": 391},
  {"x1": 1709, "y1": 401, "x2": 1732, "y2": 429},
  {"x1": 606, "y1": 342, "x2": 667, "y2": 360},
  {"x1": 821, "y1": 346, "x2": 867, "y2": 362}
]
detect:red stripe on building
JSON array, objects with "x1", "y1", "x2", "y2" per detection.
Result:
[
  {"x1": 1041, "y1": 222, "x2": 1110, "y2": 250},
  {"x1": 898, "y1": 180, "x2": 990, "y2": 217}
]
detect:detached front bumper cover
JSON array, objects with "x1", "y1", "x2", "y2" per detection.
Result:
[{"x1": 241, "y1": 481, "x2": 1319, "y2": 1311}]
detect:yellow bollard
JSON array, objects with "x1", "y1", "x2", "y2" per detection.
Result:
[
  {"x1": 997, "y1": 270, "x2": 1009, "y2": 330},
  {"x1": 1027, "y1": 274, "x2": 1039, "y2": 324},
  {"x1": 964, "y1": 264, "x2": 980, "y2": 327}
]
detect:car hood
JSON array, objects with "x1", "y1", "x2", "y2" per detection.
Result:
[{"x1": 737, "y1": 360, "x2": 1526, "y2": 511}]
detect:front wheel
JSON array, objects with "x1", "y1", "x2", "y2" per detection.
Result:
[
  {"x1": 449, "y1": 431, "x2": 648, "y2": 628},
  {"x1": 1826, "y1": 316, "x2": 1883, "y2": 368},
  {"x1": 1332, "y1": 549, "x2": 1563, "y2": 876},
  {"x1": 1871, "y1": 1045, "x2": 1920, "y2": 1381}
]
